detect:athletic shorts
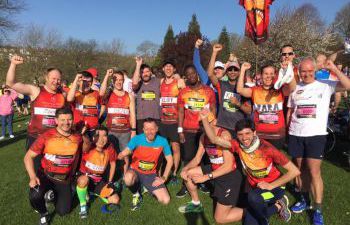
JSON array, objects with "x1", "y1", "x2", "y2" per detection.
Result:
[
  {"x1": 201, "y1": 165, "x2": 242, "y2": 206},
  {"x1": 159, "y1": 123, "x2": 179, "y2": 143},
  {"x1": 88, "y1": 179, "x2": 110, "y2": 196},
  {"x1": 132, "y1": 169, "x2": 166, "y2": 193},
  {"x1": 181, "y1": 131, "x2": 202, "y2": 163},
  {"x1": 266, "y1": 137, "x2": 286, "y2": 150},
  {"x1": 288, "y1": 135, "x2": 327, "y2": 159},
  {"x1": 109, "y1": 132, "x2": 131, "y2": 152}
]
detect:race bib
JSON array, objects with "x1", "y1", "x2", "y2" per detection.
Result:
[
  {"x1": 45, "y1": 154, "x2": 74, "y2": 166},
  {"x1": 82, "y1": 105, "x2": 98, "y2": 117},
  {"x1": 112, "y1": 116, "x2": 128, "y2": 126},
  {"x1": 185, "y1": 98, "x2": 206, "y2": 111},
  {"x1": 42, "y1": 116, "x2": 56, "y2": 128},
  {"x1": 296, "y1": 104, "x2": 316, "y2": 118},
  {"x1": 160, "y1": 97, "x2": 177, "y2": 105},
  {"x1": 108, "y1": 107, "x2": 129, "y2": 115},
  {"x1": 141, "y1": 91, "x2": 156, "y2": 100},
  {"x1": 258, "y1": 112, "x2": 278, "y2": 124},
  {"x1": 248, "y1": 163, "x2": 272, "y2": 178},
  {"x1": 138, "y1": 160, "x2": 155, "y2": 171},
  {"x1": 85, "y1": 161, "x2": 105, "y2": 173},
  {"x1": 34, "y1": 107, "x2": 56, "y2": 116}
]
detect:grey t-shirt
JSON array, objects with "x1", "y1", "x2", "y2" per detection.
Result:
[{"x1": 135, "y1": 77, "x2": 161, "y2": 120}]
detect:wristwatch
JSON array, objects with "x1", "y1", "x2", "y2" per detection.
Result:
[{"x1": 207, "y1": 173, "x2": 214, "y2": 180}]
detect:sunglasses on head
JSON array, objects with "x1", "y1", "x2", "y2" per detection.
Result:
[
  {"x1": 227, "y1": 67, "x2": 240, "y2": 72},
  {"x1": 281, "y1": 52, "x2": 294, "y2": 56}
]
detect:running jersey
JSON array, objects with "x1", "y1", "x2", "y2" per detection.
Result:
[
  {"x1": 215, "y1": 80, "x2": 245, "y2": 130},
  {"x1": 106, "y1": 91, "x2": 131, "y2": 133},
  {"x1": 251, "y1": 86, "x2": 285, "y2": 139},
  {"x1": 178, "y1": 85, "x2": 216, "y2": 131},
  {"x1": 73, "y1": 90, "x2": 101, "y2": 130},
  {"x1": 127, "y1": 134, "x2": 171, "y2": 174},
  {"x1": 160, "y1": 79, "x2": 180, "y2": 123},
  {"x1": 231, "y1": 139, "x2": 289, "y2": 187},
  {"x1": 79, "y1": 145, "x2": 117, "y2": 182},
  {"x1": 28, "y1": 87, "x2": 65, "y2": 138},
  {"x1": 203, "y1": 128, "x2": 236, "y2": 171},
  {"x1": 134, "y1": 77, "x2": 160, "y2": 120},
  {"x1": 30, "y1": 129, "x2": 82, "y2": 179}
]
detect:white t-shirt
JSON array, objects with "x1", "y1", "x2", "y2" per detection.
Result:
[{"x1": 288, "y1": 80, "x2": 336, "y2": 137}]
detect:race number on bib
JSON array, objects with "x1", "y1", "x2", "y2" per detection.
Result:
[
  {"x1": 258, "y1": 112, "x2": 278, "y2": 124},
  {"x1": 141, "y1": 91, "x2": 156, "y2": 100},
  {"x1": 185, "y1": 98, "x2": 206, "y2": 111},
  {"x1": 138, "y1": 160, "x2": 155, "y2": 171},
  {"x1": 296, "y1": 105, "x2": 316, "y2": 118}
]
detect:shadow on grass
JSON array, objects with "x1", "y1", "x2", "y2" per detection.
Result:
[
  {"x1": 323, "y1": 138, "x2": 350, "y2": 171},
  {"x1": 184, "y1": 212, "x2": 210, "y2": 225},
  {"x1": 0, "y1": 129, "x2": 27, "y2": 149}
]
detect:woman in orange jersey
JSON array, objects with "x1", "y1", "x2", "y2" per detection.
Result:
[
  {"x1": 76, "y1": 126, "x2": 120, "y2": 219},
  {"x1": 237, "y1": 62, "x2": 296, "y2": 149}
]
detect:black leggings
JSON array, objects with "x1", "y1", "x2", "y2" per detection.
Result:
[{"x1": 29, "y1": 171, "x2": 72, "y2": 216}]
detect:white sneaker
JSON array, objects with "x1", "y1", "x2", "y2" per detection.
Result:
[
  {"x1": 0, "y1": 136, "x2": 4, "y2": 140},
  {"x1": 9, "y1": 135, "x2": 14, "y2": 139},
  {"x1": 274, "y1": 63, "x2": 294, "y2": 90}
]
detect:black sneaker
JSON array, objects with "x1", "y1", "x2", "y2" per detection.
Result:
[
  {"x1": 199, "y1": 184, "x2": 210, "y2": 194},
  {"x1": 39, "y1": 213, "x2": 50, "y2": 225},
  {"x1": 176, "y1": 186, "x2": 188, "y2": 198}
]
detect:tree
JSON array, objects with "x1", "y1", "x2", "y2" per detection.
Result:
[
  {"x1": 0, "y1": 0, "x2": 25, "y2": 41},
  {"x1": 188, "y1": 14, "x2": 201, "y2": 38},
  {"x1": 217, "y1": 26, "x2": 232, "y2": 62},
  {"x1": 163, "y1": 25, "x2": 175, "y2": 44},
  {"x1": 333, "y1": 2, "x2": 350, "y2": 38},
  {"x1": 136, "y1": 40, "x2": 159, "y2": 58}
]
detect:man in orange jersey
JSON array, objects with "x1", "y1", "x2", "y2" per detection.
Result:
[
  {"x1": 118, "y1": 118, "x2": 173, "y2": 211},
  {"x1": 176, "y1": 65, "x2": 216, "y2": 198},
  {"x1": 6, "y1": 55, "x2": 66, "y2": 170},
  {"x1": 67, "y1": 71, "x2": 104, "y2": 139},
  {"x1": 76, "y1": 126, "x2": 120, "y2": 219},
  {"x1": 159, "y1": 60, "x2": 185, "y2": 183},
  {"x1": 24, "y1": 107, "x2": 90, "y2": 225}
]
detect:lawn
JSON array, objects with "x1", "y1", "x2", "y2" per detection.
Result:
[{"x1": 0, "y1": 115, "x2": 349, "y2": 225}]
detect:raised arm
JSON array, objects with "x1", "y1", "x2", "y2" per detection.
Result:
[
  {"x1": 99, "y1": 69, "x2": 114, "y2": 97},
  {"x1": 207, "y1": 44, "x2": 222, "y2": 86},
  {"x1": 193, "y1": 39, "x2": 210, "y2": 85},
  {"x1": 6, "y1": 55, "x2": 39, "y2": 99},
  {"x1": 237, "y1": 62, "x2": 253, "y2": 98},
  {"x1": 129, "y1": 93, "x2": 137, "y2": 138},
  {"x1": 67, "y1": 74, "x2": 82, "y2": 102},
  {"x1": 326, "y1": 60, "x2": 350, "y2": 91},
  {"x1": 132, "y1": 57, "x2": 143, "y2": 91}
]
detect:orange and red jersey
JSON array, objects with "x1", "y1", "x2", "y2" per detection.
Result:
[
  {"x1": 79, "y1": 144, "x2": 117, "y2": 182},
  {"x1": 30, "y1": 129, "x2": 82, "y2": 177},
  {"x1": 160, "y1": 79, "x2": 180, "y2": 123},
  {"x1": 178, "y1": 85, "x2": 216, "y2": 131},
  {"x1": 106, "y1": 91, "x2": 131, "y2": 133},
  {"x1": 203, "y1": 128, "x2": 236, "y2": 171},
  {"x1": 28, "y1": 87, "x2": 65, "y2": 138},
  {"x1": 73, "y1": 90, "x2": 101, "y2": 130},
  {"x1": 127, "y1": 134, "x2": 171, "y2": 174},
  {"x1": 231, "y1": 139, "x2": 289, "y2": 187},
  {"x1": 251, "y1": 86, "x2": 285, "y2": 139}
]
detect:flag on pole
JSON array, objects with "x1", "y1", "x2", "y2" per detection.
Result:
[{"x1": 239, "y1": 0, "x2": 274, "y2": 44}]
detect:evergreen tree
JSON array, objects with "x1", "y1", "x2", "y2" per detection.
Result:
[
  {"x1": 217, "y1": 26, "x2": 231, "y2": 62},
  {"x1": 188, "y1": 14, "x2": 202, "y2": 38},
  {"x1": 163, "y1": 25, "x2": 175, "y2": 44}
]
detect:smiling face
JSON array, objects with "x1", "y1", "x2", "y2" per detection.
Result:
[
  {"x1": 95, "y1": 129, "x2": 108, "y2": 151},
  {"x1": 55, "y1": 113, "x2": 73, "y2": 133},
  {"x1": 163, "y1": 63, "x2": 175, "y2": 78},
  {"x1": 143, "y1": 121, "x2": 158, "y2": 142},
  {"x1": 185, "y1": 67, "x2": 199, "y2": 86},
  {"x1": 141, "y1": 67, "x2": 152, "y2": 82},
  {"x1": 261, "y1": 66, "x2": 276, "y2": 88},
  {"x1": 45, "y1": 70, "x2": 62, "y2": 92},
  {"x1": 280, "y1": 46, "x2": 295, "y2": 63},
  {"x1": 113, "y1": 73, "x2": 124, "y2": 91},
  {"x1": 226, "y1": 66, "x2": 240, "y2": 81},
  {"x1": 299, "y1": 59, "x2": 316, "y2": 84},
  {"x1": 237, "y1": 128, "x2": 256, "y2": 147}
]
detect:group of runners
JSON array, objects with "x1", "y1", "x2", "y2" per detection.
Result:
[{"x1": 5, "y1": 38, "x2": 350, "y2": 225}]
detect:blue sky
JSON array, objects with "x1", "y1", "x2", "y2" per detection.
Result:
[{"x1": 13, "y1": 0, "x2": 349, "y2": 53}]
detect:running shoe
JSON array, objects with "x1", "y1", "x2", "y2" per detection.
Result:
[
  {"x1": 9, "y1": 135, "x2": 14, "y2": 138},
  {"x1": 291, "y1": 200, "x2": 311, "y2": 213},
  {"x1": 313, "y1": 209, "x2": 324, "y2": 225},
  {"x1": 101, "y1": 204, "x2": 120, "y2": 214},
  {"x1": 277, "y1": 195, "x2": 291, "y2": 222},
  {"x1": 141, "y1": 186, "x2": 148, "y2": 194},
  {"x1": 39, "y1": 213, "x2": 50, "y2": 225},
  {"x1": 0, "y1": 136, "x2": 4, "y2": 140},
  {"x1": 274, "y1": 63, "x2": 294, "y2": 90},
  {"x1": 178, "y1": 202, "x2": 204, "y2": 213},
  {"x1": 131, "y1": 194, "x2": 142, "y2": 211},
  {"x1": 176, "y1": 186, "x2": 188, "y2": 198},
  {"x1": 199, "y1": 183, "x2": 210, "y2": 194},
  {"x1": 79, "y1": 205, "x2": 88, "y2": 219}
]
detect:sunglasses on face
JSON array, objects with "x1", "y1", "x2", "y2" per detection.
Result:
[
  {"x1": 281, "y1": 52, "x2": 294, "y2": 56},
  {"x1": 227, "y1": 67, "x2": 240, "y2": 72}
]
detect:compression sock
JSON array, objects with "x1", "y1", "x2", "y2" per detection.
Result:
[{"x1": 76, "y1": 186, "x2": 88, "y2": 206}]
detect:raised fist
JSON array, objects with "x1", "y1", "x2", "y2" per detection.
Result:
[
  {"x1": 195, "y1": 39, "x2": 203, "y2": 48},
  {"x1": 241, "y1": 62, "x2": 251, "y2": 71},
  {"x1": 213, "y1": 44, "x2": 223, "y2": 52},
  {"x1": 10, "y1": 55, "x2": 24, "y2": 65}
]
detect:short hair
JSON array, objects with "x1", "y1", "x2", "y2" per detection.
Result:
[
  {"x1": 299, "y1": 56, "x2": 316, "y2": 71},
  {"x1": 260, "y1": 64, "x2": 275, "y2": 74},
  {"x1": 46, "y1": 68, "x2": 62, "y2": 76},
  {"x1": 55, "y1": 107, "x2": 73, "y2": 118},
  {"x1": 280, "y1": 44, "x2": 294, "y2": 53},
  {"x1": 235, "y1": 119, "x2": 255, "y2": 132},
  {"x1": 183, "y1": 64, "x2": 197, "y2": 74},
  {"x1": 96, "y1": 125, "x2": 109, "y2": 135},
  {"x1": 81, "y1": 71, "x2": 93, "y2": 80},
  {"x1": 140, "y1": 64, "x2": 151, "y2": 74},
  {"x1": 143, "y1": 117, "x2": 158, "y2": 126},
  {"x1": 112, "y1": 70, "x2": 124, "y2": 83}
]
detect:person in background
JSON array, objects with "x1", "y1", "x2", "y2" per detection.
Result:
[{"x1": 0, "y1": 86, "x2": 18, "y2": 139}]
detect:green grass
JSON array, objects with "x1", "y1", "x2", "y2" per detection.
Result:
[{"x1": 0, "y1": 115, "x2": 349, "y2": 225}]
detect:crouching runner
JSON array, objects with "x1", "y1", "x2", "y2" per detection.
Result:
[
  {"x1": 178, "y1": 112, "x2": 243, "y2": 224},
  {"x1": 76, "y1": 125, "x2": 120, "y2": 218},
  {"x1": 202, "y1": 115, "x2": 300, "y2": 225},
  {"x1": 117, "y1": 118, "x2": 173, "y2": 210}
]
